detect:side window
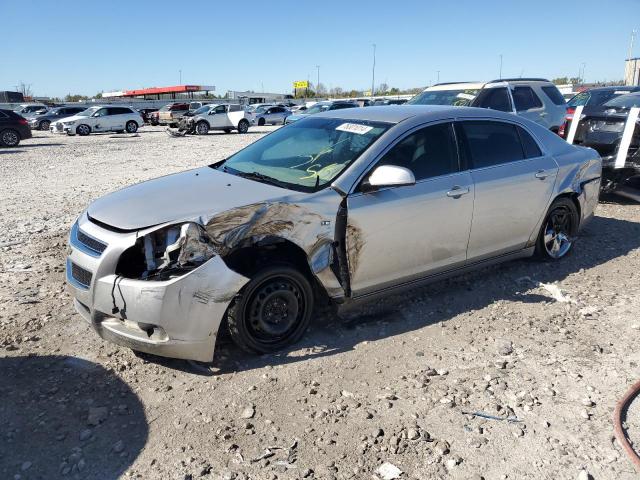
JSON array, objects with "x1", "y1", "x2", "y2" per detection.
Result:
[
  {"x1": 214, "y1": 105, "x2": 227, "y2": 114},
  {"x1": 541, "y1": 85, "x2": 566, "y2": 105},
  {"x1": 459, "y1": 121, "x2": 524, "y2": 169},
  {"x1": 474, "y1": 87, "x2": 512, "y2": 112},
  {"x1": 517, "y1": 126, "x2": 542, "y2": 158},
  {"x1": 107, "y1": 108, "x2": 122, "y2": 115},
  {"x1": 94, "y1": 108, "x2": 108, "y2": 117},
  {"x1": 376, "y1": 123, "x2": 459, "y2": 181},
  {"x1": 512, "y1": 86, "x2": 543, "y2": 111}
]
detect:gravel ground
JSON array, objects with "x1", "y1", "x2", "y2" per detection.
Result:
[{"x1": 1, "y1": 126, "x2": 639, "y2": 480}]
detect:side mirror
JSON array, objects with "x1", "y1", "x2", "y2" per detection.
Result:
[{"x1": 363, "y1": 165, "x2": 415, "y2": 192}]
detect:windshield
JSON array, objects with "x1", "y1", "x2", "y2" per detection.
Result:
[
  {"x1": 603, "y1": 94, "x2": 640, "y2": 109},
  {"x1": 303, "y1": 104, "x2": 331, "y2": 115},
  {"x1": 408, "y1": 89, "x2": 481, "y2": 106},
  {"x1": 255, "y1": 106, "x2": 268, "y2": 114},
  {"x1": 217, "y1": 117, "x2": 390, "y2": 191},
  {"x1": 193, "y1": 105, "x2": 210, "y2": 115},
  {"x1": 76, "y1": 107, "x2": 98, "y2": 117}
]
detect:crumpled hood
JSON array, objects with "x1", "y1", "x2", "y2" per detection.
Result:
[{"x1": 87, "y1": 167, "x2": 293, "y2": 230}]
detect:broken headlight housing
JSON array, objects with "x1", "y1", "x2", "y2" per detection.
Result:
[{"x1": 116, "y1": 222, "x2": 217, "y2": 281}]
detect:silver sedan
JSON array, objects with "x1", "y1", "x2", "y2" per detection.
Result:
[{"x1": 66, "y1": 106, "x2": 601, "y2": 362}]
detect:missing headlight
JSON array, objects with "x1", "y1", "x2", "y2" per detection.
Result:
[{"x1": 115, "y1": 223, "x2": 216, "y2": 280}]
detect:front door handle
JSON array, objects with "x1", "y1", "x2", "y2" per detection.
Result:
[
  {"x1": 446, "y1": 186, "x2": 470, "y2": 198},
  {"x1": 534, "y1": 170, "x2": 548, "y2": 180},
  {"x1": 539, "y1": 112, "x2": 548, "y2": 117}
]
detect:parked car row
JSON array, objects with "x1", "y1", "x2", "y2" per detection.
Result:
[{"x1": 49, "y1": 106, "x2": 143, "y2": 136}]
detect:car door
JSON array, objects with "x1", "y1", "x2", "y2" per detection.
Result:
[
  {"x1": 511, "y1": 86, "x2": 547, "y2": 128},
  {"x1": 207, "y1": 105, "x2": 229, "y2": 128},
  {"x1": 89, "y1": 108, "x2": 108, "y2": 131},
  {"x1": 346, "y1": 121, "x2": 475, "y2": 296},
  {"x1": 457, "y1": 119, "x2": 558, "y2": 261},
  {"x1": 107, "y1": 107, "x2": 127, "y2": 131}
]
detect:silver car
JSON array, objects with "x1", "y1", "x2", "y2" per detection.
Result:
[
  {"x1": 66, "y1": 106, "x2": 601, "y2": 362},
  {"x1": 253, "y1": 105, "x2": 291, "y2": 126}
]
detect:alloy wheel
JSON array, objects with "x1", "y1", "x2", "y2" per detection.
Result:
[
  {"x1": 1, "y1": 130, "x2": 19, "y2": 146},
  {"x1": 543, "y1": 206, "x2": 573, "y2": 259}
]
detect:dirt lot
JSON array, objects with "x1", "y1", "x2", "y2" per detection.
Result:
[{"x1": 1, "y1": 126, "x2": 639, "y2": 480}]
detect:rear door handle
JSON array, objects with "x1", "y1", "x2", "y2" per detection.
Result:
[
  {"x1": 534, "y1": 170, "x2": 549, "y2": 180},
  {"x1": 446, "y1": 186, "x2": 470, "y2": 198}
]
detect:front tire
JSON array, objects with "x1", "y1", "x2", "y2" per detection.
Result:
[
  {"x1": 237, "y1": 119, "x2": 250, "y2": 134},
  {"x1": 0, "y1": 129, "x2": 20, "y2": 147},
  {"x1": 76, "y1": 124, "x2": 91, "y2": 136},
  {"x1": 126, "y1": 121, "x2": 138, "y2": 133},
  {"x1": 195, "y1": 121, "x2": 209, "y2": 135},
  {"x1": 39, "y1": 120, "x2": 50, "y2": 131},
  {"x1": 535, "y1": 198, "x2": 579, "y2": 260},
  {"x1": 227, "y1": 265, "x2": 314, "y2": 354}
]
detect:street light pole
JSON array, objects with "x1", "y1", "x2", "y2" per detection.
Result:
[
  {"x1": 499, "y1": 54, "x2": 503, "y2": 79},
  {"x1": 315, "y1": 65, "x2": 320, "y2": 97},
  {"x1": 179, "y1": 69, "x2": 182, "y2": 84},
  {"x1": 371, "y1": 43, "x2": 376, "y2": 98},
  {"x1": 436, "y1": 70, "x2": 440, "y2": 83}
]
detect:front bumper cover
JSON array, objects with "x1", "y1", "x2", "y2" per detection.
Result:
[{"x1": 66, "y1": 214, "x2": 249, "y2": 362}]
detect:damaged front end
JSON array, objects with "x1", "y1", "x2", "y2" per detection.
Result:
[
  {"x1": 166, "y1": 116, "x2": 197, "y2": 137},
  {"x1": 66, "y1": 215, "x2": 249, "y2": 362},
  {"x1": 117, "y1": 222, "x2": 217, "y2": 281}
]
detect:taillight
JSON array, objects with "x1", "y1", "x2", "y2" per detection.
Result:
[
  {"x1": 558, "y1": 122, "x2": 566, "y2": 138},
  {"x1": 18, "y1": 118, "x2": 28, "y2": 125},
  {"x1": 566, "y1": 106, "x2": 575, "y2": 115}
]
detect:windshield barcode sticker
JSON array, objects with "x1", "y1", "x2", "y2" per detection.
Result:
[{"x1": 336, "y1": 123, "x2": 373, "y2": 135}]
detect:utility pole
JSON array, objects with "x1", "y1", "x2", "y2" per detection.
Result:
[
  {"x1": 179, "y1": 69, "x2": 182, "y2": 84},
  {"x1": 581, "y1": 62, "x2": 586, "y2": 84},
  {"x1": 627, "y1": 29, "x2": 637, "y2": 84},
  {"x1": 436, "y1": 70, "x2": 440, "y2": 83},
  {"x1": 371, "y1": 43, "x2": 376, "y2": 98},
  {"x1": 315, "y1": 65, "x2": 320, "y2": 97},
  {"x1": 499, "y1": 54, "x2": 503, "y2": 79}
]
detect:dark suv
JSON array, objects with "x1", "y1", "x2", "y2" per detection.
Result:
[{"x1": 0, "y1": 109, "x2": 32, "y2": 147}]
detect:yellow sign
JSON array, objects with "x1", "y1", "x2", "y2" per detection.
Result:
[
  {"x1": 293, "y1": 81, "x2": 309, "y2": 89},
  {"x1": 364, "y1": 90, "x2": 372, "y2": 96}
]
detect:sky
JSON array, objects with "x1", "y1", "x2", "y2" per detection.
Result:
[{"x1": 2, "y1": 0, "x2": 639, "y2": 98}]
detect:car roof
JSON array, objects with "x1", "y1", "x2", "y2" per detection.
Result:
[
  {"x1": 314, "y1": 104, "x2": 522, "y2": 124},
  {"x1": 585, "y1": 86, "x2": 640, "y2": 92}
]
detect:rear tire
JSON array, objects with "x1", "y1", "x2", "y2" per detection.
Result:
[
  {"x1": 535, "y1": 197, "x2": 579, "y2": 260},
  {"x1": 237, "y1": 119, "x2": 250, "y2": 134},
  {"x1": 258, "y1": 118, "x2": 266, "y2": 126},
  {"x1": 227, "y1": 265, "x2": 314, "y2": 354},
  {"x1": 0, "y1": 129, "x2": 20, "y2": 147},
  {"x1": 195, "y1": 121, "x2": 209, "y2": 135},
  {"x1": 126, "y1": 121, "x2": 138, "y2": 133},
  {"x1": 39, "y1": 120, "x2": 50, "y2": 131},
  {"x1": 76, "y1": 124, "x2": 91, "y2": 136}
]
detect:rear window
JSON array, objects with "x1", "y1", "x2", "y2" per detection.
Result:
[
  {"x1": 170, "y1": 104, "x2": 189, "y2": 111},
  {"x1": 512, "y1": 86, "x2": 543, "y2": 111},
  {"x1": 541, "y1": 86, "x2": 566, "y2": 105}
]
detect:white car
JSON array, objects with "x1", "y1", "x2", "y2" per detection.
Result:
[{"x1": 50, "y1": 106, "x2": 144, "y2": 136}]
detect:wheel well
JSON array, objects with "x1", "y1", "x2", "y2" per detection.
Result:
[
  {"x1": 222, "y1": 238, "x2": 319, "y2": 292},
  {"x1": 554, "y1": 192, "x2": 581, "y2": 223},
  {"x1": 128, "y1": 120, "x2": 138, "y2": 126}
]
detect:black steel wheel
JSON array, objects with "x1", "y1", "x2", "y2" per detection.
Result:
[
  {"x1": 535, "y1": 197, "x2": 579, "y2": 260},
  {"x1": 227, "y1": 265, "x2": 314, "y2": 354}
]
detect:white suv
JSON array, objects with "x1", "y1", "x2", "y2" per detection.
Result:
[{"x1": 50, "y1": 106, "x2": 144, "y2": 136}]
